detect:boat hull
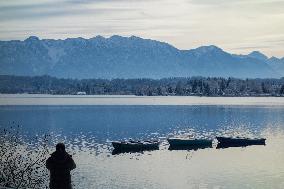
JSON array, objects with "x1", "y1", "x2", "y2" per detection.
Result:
[
  {"x1": 112, "y1": 141, "x2": 160, "y2": 151},
  {"x1": 216, "y1": 137, "x2": 266, "y2": 146},
  {"x1": 167, "y1": 138, "x2": 213, "y2": 147}
]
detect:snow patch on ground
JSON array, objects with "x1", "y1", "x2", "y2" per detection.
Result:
[{"x1": 0, "y1": 94, "x2": 284, "y2": 106}]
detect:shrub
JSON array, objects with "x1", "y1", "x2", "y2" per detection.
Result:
[{"x1": 0, "y1": 125, "x2": 50, "y2": 189}]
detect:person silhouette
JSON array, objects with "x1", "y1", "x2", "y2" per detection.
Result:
[{"x1": 46, "y1": 143, "x2": 76, "y2": 189}]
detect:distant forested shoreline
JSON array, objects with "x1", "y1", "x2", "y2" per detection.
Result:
[{"x1": 0, "y1": 75, "x2": 284, "y2": 96}]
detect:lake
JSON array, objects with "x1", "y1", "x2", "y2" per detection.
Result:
[{"x1": 1, "y1": 95, "x2": 284, "y2": 189}]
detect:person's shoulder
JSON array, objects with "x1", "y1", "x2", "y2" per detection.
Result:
[
  {"x1": 51, "y1": 151, "x2": 57, "y2": 156},
  {"x1": 47, "y1": 152, "x2": 55, "y2": 161},
  {"x1": 64, "y1": 152, "x2": 73, "y2": 158},
  {"x1": 68, "y1": 154, "x2": 74, "y2": 160}
]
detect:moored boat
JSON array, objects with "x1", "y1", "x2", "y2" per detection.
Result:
[
  {"x1": 167, "y1": 138, "x2": 213, "y2": 147},
  {"x1": 112, "y1": 140, "x2": 160, "y2": 151},
  {"x1": 216, "y1": 137, "x2": 266, "y2": 146}
]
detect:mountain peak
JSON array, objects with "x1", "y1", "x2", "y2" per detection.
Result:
[
  {"x1": 195, "y1": 45, "x2": 223, "y2": 52},
  {"x1": 268, "y1": 56, "x2": 284, "y2": 64},
  {"x1": 269, "y1": 56, "x2": 280, "y2": 61},
  {"x1": 109, "y1": 35, "x2": 124, "y2": 40},
  {"x1": 108, "y1": 35, "x2": 144, "y2": 42},
  {"x1": 24, "y1": 36, "x2": 40, "y2": 42},
  {"x1": 91, "y1": 35, "x2": 105, "y2": 40},
  {"x1": 248, "y1": 51, "x2": 268, "y2": 60},
  {"x1": 191, "y1": 45, "x2": 226, "y2": 56}
]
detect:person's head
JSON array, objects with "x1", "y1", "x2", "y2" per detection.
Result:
[{"x1": 56, "y1": 143, "x2": 66, "y2": 152}]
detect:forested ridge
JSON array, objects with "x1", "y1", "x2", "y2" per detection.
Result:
[{"x1": 1, "y1": 75, "x2": 284, "y2": 96}]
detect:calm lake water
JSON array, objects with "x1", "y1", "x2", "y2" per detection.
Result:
[{"x1": 1, "y1": 96, "x2": 284, "y2": 189}]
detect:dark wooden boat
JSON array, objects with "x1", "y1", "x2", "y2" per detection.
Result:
[
  {"x1": 167, "y1": 138, "x2": 213, "y2": 147},
  {"x1": 216, "y1": 137, "x2": 266, "y2": 146},
  {"x1": 168, "y1": 143, "x2": 212, "y2": 151},
  {"x1": 112, "y1": 140, "x2": 160, "y2": 151}
]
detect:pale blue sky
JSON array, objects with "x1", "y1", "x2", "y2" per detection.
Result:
[{"x1": 0, "y1": 0, "x2": 283, "y2": 57}]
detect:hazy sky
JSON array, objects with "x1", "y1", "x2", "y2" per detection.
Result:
[{"x1": 0, "y1": 0, "x2": 283, "y2": 57}]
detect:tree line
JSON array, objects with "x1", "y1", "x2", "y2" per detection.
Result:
[{"x1": 0, "y1": 75, "x2": 284, "y2": 96}]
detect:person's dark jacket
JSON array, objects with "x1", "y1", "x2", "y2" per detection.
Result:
[{"x1": 46, "y1": 151, "x2": 76, "y2": 189}]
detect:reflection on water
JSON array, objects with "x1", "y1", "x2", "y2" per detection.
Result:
[
  {"x1": 112, "y1": 148, "x2": 159, "y2": 155},
  {"x1": 168, "y1": 143, "x2": 213, "y2": 151},
  {"x1": 1, "y1": 105, "x2": 284, "y2": 189},
  {"x1": 216, "y1": 142, "x2": 265, "y2": 149},
  {"x1": 70, "y1": 129, "x2": 284, "y2": 189}
]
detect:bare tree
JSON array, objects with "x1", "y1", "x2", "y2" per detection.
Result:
[{"x1": 0, "y1": 125, "x2": 50, "y2": 189}]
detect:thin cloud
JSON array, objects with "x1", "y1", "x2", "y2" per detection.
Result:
[
  {"x1": 0, "y1": 0, "x2": 283, "y2": 57},
  {"x1": 231, "y1": 46, "x2": 271, "y2": 50},
  {"x1": 0, "y1": 2, "x2": 133, "y2": 21}
]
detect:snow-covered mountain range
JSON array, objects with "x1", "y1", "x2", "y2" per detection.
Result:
[{"x1": 0, "y1": 35, "x2": 283, "y2": 79}]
